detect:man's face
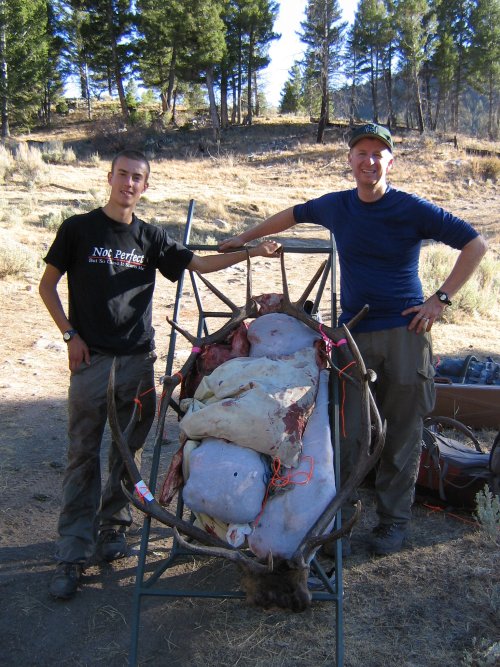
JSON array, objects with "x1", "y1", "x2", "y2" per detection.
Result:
[
  {"x1": 348, "y1": 137, "x2": 393, "y2": 188},
  {"x1": 107, "y1": 156, "x2": 149, "y2": 209}
]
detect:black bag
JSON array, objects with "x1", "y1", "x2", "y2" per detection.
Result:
[{"x1": 416, "y1": 416, "x2": 500, "y2": 509}]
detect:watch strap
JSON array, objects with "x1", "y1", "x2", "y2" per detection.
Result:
[
  {"x1": 63, "y1": 329, "x2": 78, "y2": 342},
  {"x1": 436, "y1": 290, "x2": 452, "y2": 306}
]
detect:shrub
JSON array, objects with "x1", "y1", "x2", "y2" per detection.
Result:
[
  {"x1": 0, "y1": 144, "x2": 13, "y2": 182},
  {"x1": 13, "y1": 143, "x2": 48, "y2": 187},
  {"x1": 474, "y1": 486, "x2": 500, "y2": 542},
  {"x1": 0, "y1": 235, "x2": 37, "y2": 278},
  {"x1": 471, "y1": 157, "x2": 500, "y2": 182},
  {"x1": 38, "y1": 207, "x2": 76, "y2": 231},
  {"x1": 41, "y1": 141, "x2": 77, "y2": 165},
  {"x1": 420, "y1": 245, "x2": 500, "y2": 321}
]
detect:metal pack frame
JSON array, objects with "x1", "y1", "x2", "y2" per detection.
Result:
[{"x1": 128, "y1": 200, "x2": 345, "y2": 666}]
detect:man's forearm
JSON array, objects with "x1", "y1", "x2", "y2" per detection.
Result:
[
  {"x1": 439, "y1": 235, "x2": 488, "y2": 297},
  {"x1": 238, "y1": 207, "x2": 297, "y2": 244}
]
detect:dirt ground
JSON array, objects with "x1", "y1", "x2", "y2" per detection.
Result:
[{"x1": 0, "y1": 120, "x2": 499, "y2": 667}]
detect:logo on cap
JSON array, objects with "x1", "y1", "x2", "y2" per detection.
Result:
[{"x1": 349, "y1": 123, "x2": 393, "y2": 151}]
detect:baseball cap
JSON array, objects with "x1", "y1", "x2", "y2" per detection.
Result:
[{"x1": 348, "y1": 123, "x2": 393, "y2": 152}]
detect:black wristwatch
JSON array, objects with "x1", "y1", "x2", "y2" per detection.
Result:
[
  {"x1": 436, "y1": 290, "x2": 452, "y2": 306},
  {"x1": 63, "y1": 329, "x2": 78, "y2": 343}
]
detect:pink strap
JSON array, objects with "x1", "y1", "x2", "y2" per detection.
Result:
[
  {"x1": 318, "y1": 324, "x2": 347, "y2": 354},
  {"x1": 191, "y1": 346, "x2": 202, "y2": 353}
]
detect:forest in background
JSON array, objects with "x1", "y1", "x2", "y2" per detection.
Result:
[{"x1": 0, "y1": 0, "x2": 498, "y2": 143}]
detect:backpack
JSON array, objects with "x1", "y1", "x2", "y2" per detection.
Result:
[
  {"x1": 434, "y1": 354, "x2": 500, "y2": 385},
  {"x1": 416, "y1": 416, "x2": 500, "y2": 510}
]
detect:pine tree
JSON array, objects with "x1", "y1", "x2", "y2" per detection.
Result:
[
  {"x1": 354, "y1": 0, "x2": 389, "y2": 124},
  {"x1": 279, "y1": 62, "x2": 304, "y2": 113},
  {"x1": 0, "y1": 0, "x2": 49, "y2": 136},
  {"x1": 299, "y1": 0, "x2": 347, "y2": 143},
  {"x1": 136, "y1": 0, "x2": 184, "y2": 114},
  {"x1": 469, "y1": 0, "x2": 500, "y2": 139},
  {"x1": 394, "y1": 0, "x2": 435, "y2": 132}
]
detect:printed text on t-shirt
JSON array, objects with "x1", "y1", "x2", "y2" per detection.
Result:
[{"x1": 89, "y1": 246, "x2": 145, "y2": 269}]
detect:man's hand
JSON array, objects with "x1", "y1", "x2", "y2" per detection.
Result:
[
  {"x1": 402, "y1": 295, "x2": 446, "y2": 334},
  {"x1": 67, "y1": 335, "x2": 90, "y2": 371},
  {"x1": 218, "y1": 235, "x2": 246, "y2": 253},
  {"x1": 249, "y1": 240, "x2": 282, "y2": 258}
]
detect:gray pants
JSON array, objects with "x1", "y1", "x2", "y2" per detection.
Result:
[
  {"x1": 55, "y1": 351, "x2": 156, "y2": 564},
  {"x1": 340, "y1": 326, "x2": 436, "y2": 525}
]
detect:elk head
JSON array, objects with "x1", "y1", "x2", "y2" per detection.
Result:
[{"x1": 107, "y1": 252, "x2": 385, "y2": 611}]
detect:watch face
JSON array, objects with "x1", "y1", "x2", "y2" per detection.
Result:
[
  {"x1": 439, "y1": 294, "x2": 447, "y2": 301},
  {"x1": 63, "y1": 332, "x2": 71, "y2": 341}
]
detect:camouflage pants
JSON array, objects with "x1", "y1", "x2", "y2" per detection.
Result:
[
  {"x1": 55, "y1": 351, "x2": 156, "y2": 564},
  {"x1": 340, "y1": 326, "x2": 436, "y2": 525}
]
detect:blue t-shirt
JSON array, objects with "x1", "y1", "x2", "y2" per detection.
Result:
[{"x1": 293, "y1": 186, "x2": 478, "y2": 332}]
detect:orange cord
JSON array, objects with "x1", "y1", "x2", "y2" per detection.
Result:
[
  {"x1": 422, "y1": 503, "x2": 478, "y2": 525},
  {"x1": 254, "y1": 456, "x2": 314, "y2": 526}
]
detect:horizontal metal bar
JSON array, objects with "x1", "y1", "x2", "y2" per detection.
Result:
[{"x1": 187, "y1": 244, "x2": 333, "y2": 254}]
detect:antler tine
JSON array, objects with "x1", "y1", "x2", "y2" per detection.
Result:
[
  {"x1": 295, "y1": 259, "x2": 328, "y2": 308},
  {"x1": 279, "y1": 248, "x2": 291, "y2": 302},
  {"x1": 305, "y1": 501, "x2": 361, "y2": 552},
  {"x1": 107, "y1": 359, "x2": 231, "y2": 550},
  {"x1": 296, "y1": 324, "x2": 386, "y2": 562},
  {"x1": 245, "y1": 250, "x2": 253, "y2": 305},
  {"x1": 193, "y1": 270, "x2": 239, "y2": 312},
  {"x1": 174, "y1": 529, "x2": 270, "y2": 574},
  {"x1": 166, "y1": 318, "x2": 198, "y2": 345}
]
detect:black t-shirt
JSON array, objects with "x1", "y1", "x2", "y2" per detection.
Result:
[{"x1": 44, "y1": 208, "x2": 193, "y2": 354}]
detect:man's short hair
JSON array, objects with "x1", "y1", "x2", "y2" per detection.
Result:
[
  {"x1": 348, "y1": 123, "x2": 393, "y2": 152},
  {"x1": 111, "y1": 150, "x2": 150, "y2": 175}
]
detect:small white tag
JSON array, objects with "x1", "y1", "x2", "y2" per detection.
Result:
[{"x1": 135, "y1": 479, "x2": 154, "y2": 502}]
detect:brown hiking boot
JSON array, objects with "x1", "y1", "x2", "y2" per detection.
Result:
[
  {"x1": 49, "y1": 562, "x2": 83, "y2": 600},
  {"x1": 97, "y1": 528, "x2": 128, "y2": 562},
  {"x1": 369, "y1": 523, "x2": 407, "y2": 556}
]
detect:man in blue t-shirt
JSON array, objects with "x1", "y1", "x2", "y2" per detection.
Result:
[
  {"x1": 220, "y1": 123, "x2": 487, "y2": 556},
  {"x1": 39, "y1": 149, "x2": 281, "y2": 600}
]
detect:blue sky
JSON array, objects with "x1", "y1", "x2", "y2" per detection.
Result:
[{"x1": 264, "y1": 0, "x2": 359, "y2": 107}]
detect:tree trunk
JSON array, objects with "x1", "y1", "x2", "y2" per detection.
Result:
[
  {"x1": 253, "y1": 70, "x2": 259, "y2": 117},
  {"x1": 84, "y1": 63, "x2": 92, "y2": 120},
  {"x1": 413, "y1": 68, "x2": 425, "y2": 133},
  {"x1": 160, "y1": 91, "x2": 168, "y2": 113},
  {"x1": 246, "y1": 28, "x2": 254, "y2": 126},
  {"x1": 231, "y1": 78, "x2": 237, "y2": 124},
  {"x1": 206, "y1": 65, "x2": 221, "y2": 143},
  {"x1": 488, "y1": 69, "x2": 494, "y2": 140},
  {"x1": 0, "y1": 0, "x2": 9, "y2": 139},
  {"x1": 383, "y1": 46, "x2": 395, "y2": 129},
  {"x1": 237, "y1": 30, "x2": 242, "y2": 124},
  {"x1": 316, "y1": 71, "x2": 328, "y2": 143},
  {"x1": 106, "y1": 0, "x2": 128, "y2": 118},
  {"x1": 220, "y1": 66, "x2": 228, "y2": 128},
  {"x1": 166, "y1": 46, "x2": 177, "y2": 111},
  {"x1": 171, "y1": 89, "x2": 177, "y2": 124}
]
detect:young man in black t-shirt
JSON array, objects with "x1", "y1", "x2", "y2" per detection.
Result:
[{"x1": 39, "y1": 149, "x2": 280, "y2": 600}]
